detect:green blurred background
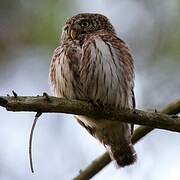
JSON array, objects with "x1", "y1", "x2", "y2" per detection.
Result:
[{"x1": 0, "y1": 0, "x2": 72, "y2": 54}]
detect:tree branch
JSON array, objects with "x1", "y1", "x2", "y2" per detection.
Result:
[
  {"x1": 0, "y1": 96, "x2": 180, "y2": 179},
  {"x1": 0, "y1": 96, "x2": 180, "y2": 132},
  {"x1": 74, "y1": 100, "x2": 180, "y2": 180}
]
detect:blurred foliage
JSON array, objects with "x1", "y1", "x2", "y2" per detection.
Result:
[{"x1": 0, "y1": 0, "x2": 75, "y2": 57}]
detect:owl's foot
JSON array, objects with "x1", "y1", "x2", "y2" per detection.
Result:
[{"x1": 88, "y1": 99, "x2": 105, "y2": 112}]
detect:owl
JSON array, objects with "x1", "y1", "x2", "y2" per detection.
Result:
[{"x1": 49, "y1": 13, "x2": 137, "y2": 167}]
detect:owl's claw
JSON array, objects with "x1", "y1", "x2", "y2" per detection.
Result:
[{"x1": 88, "y1": 99, "x2": 104, "y2": 111}]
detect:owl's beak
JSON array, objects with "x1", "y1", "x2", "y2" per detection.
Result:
[{"x1": 70, "y1": 29, "x2": 77, "y2": 40}]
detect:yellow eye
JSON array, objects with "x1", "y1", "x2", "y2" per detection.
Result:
[{"x1": 80, "y1": 20, "x2": 90, "y2": 27}]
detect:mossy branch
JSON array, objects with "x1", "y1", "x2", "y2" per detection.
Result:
[{"x1": 0, "y1": 96, "x2": 180, "y2": 132}]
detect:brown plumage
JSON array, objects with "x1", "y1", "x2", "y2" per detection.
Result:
[{"x1": 49, "y1": 13, "x2": 137, "y2": 167}]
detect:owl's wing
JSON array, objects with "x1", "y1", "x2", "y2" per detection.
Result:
[
  {"x1": 80, "y1": 31, "x2": 135, "y2": 109},
  {"x1": 49, "y1": 44, "x2": 84, "y2": 98},
  {"x1": 49, "y1": 46, "x2": 65, "y2": 96},
  {"x1": 49, "y1": 47, "x2": 61, "y2": 90}
]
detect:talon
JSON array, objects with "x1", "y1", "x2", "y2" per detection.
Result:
[
  {"x1": 154, "y1": 109, "x2": 157, "y2": 113},
  {"x1": 88, "y1": 99, "x2": 103, "y2": 111},
  {"x1": 12, "y1": 90, "x2": 18, "y2": 98}
]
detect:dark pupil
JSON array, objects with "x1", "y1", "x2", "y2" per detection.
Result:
[{"x1": 81, "y1": 21, "x2": 89, "y2": 27}]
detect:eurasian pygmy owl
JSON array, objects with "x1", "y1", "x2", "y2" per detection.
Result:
[{"x1": 49, "y1": 13, "x2": 137, "y2": 167}]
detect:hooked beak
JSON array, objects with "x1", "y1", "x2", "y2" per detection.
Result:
[{"x1": 70, "y1": 29, "x2": 77, "y2": 40}]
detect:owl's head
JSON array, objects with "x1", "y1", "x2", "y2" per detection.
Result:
[{"x1": 61, "y1": 13, "x2": 115, "y2": 44}]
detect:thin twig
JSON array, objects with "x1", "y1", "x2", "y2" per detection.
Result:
[
  {"x1": 29, "y1": 112, "x2": 42, "y2": 173},
  {"x1": 12, "y1": 90, "x2": 18, "y2": 98}
]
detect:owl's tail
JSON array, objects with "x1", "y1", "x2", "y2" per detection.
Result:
[
  {"x1": 107, "y1": 142, "x2": 137, "y2": 167},
  {"x1": 76, "y1": 115, "x2": 137, "y2": 167}
]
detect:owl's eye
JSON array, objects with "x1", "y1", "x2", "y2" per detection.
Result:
[{"x1": 80, "y1": 20, "x2": 90, "y2": 27}]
